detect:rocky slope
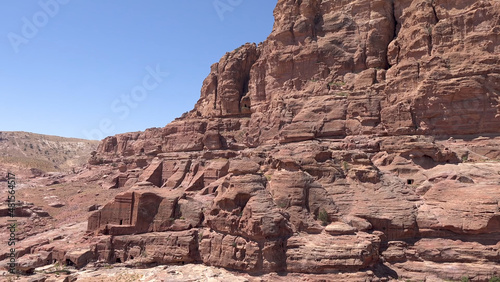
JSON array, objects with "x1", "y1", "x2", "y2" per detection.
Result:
[
  {"x1": 3, "y1": 0, "x2": 500, "y2": 281},
  {"x1": 0, "y1": 131, "x2": 99, "y2": 173}
]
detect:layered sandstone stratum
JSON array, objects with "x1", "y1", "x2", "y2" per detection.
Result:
[{"x1": 2, "y1": 0, "x2": 500, "y2": 281}]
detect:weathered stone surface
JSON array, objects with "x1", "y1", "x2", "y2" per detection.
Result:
[
  {"x1": 65, "y1": 249, "x2": 93, "y2": 268},
  {"x1": 92, "y1": 0, "x2": 500, "y2": 158},
  {"x1": 48, "y1": 202, "x2": 65, "y2": 208},
  {"x1": 95, "y1": 230, "x2": 199, "y2": 265},
  {"x1": 196, "y1": 43, "x2": 259, "y2": 117},
  {"x1": 325, "y1": 222, "x2": 356, "y2": 235},
  {"x1": 138, "y1": 158, "x2": 163, "y2": 187},
  {"x1": 72, "y1": 0, "x2": 500, "y2": 280},
  {"x1": 269, "y1": 170, "x2": 337, "y2": 233},
  {"x1": 199, "y1": 230, "x2": 261, "y2": 272},
  {"x1": 206, "y1": 174, "x2": 292, "y2": 241},
  {"x1": 16, "y1": 251, "x2": 51, "y2": 274},
  {"x1": 88, "y1": 188, "x2": 187, "y2": 235},
  {"x1": 286, "y1": 232, "x2": 380, "y2": 273},
  {"x1": 228, "y1": 159, "x2": 260, "y2": 175},
  {"x1": 417, "y1": 180, "x2": 500, "y2": 235}
]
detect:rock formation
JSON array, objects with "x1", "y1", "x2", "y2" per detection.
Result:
[
  {"x1": 4, "y1": 0, "x2": 500, "y2": 281},
  {"x1": 85, "y1": 0, "x2": 500, "y2": 280}
]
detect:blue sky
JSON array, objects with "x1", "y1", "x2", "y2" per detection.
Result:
[{"x1": 0, "y1": 0, "x2": 277, "y2": 140}]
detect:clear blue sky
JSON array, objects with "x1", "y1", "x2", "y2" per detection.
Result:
[{"x1": 0, "y1": 0, "x2": 277, "y2": 140}]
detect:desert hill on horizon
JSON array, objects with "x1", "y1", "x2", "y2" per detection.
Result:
[{"x1": 0, "y1": 131, "x2": 99, "y2": 174}]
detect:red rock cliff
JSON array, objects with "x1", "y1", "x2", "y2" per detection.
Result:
[
  {"x1": 87, "y1": 1, "x2": 500, "y2": 281},
  {"x1": 94, "y1": 0, "x2": 500, "y2": 158}
]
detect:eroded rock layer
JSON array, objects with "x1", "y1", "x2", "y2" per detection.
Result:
[
  {"x1": 11, "y1": 0, "x2": 500, "y2": 281},
  {"x1": 93, "y1": 0, "x2": 500, "y2": 158}
]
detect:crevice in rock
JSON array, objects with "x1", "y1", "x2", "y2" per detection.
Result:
[
  {"x1": 241, "y1": 75, "x2": 250, "y2": 98},
  {"x1": 410, "y1": 107, "x2": 418, "y2": 131},
  {"x1": 386, "y1": 0, "x2": 399, "y2": 70},
  {"x1": 304, "y1": 181, "x2": 311, "y2": 213},
  {"x1": 256, "y1": 241, "x2": 264, "y2": 272},
  {"x1": 213, "y1": 78, "x2": 218, "y2": 110},
  {"x1": 231, "y1": 238, "x2": 238, "y2": 260},
  {"x1": 312, "y1": 13, "x2": 322, "y2": 40},
  {"x1": 391, "y1": 1, "x2": 398, "y2": 40},
  {"x1": 396, "y1": 43, "x2": 401, "y2": 65},
  {"x1": 238, "y1": 75, "x2": 251, "y2": 113},
  {"x1": 199, "y1": 212, "x2": 205, "y2": 226},
  {"x1": 311, "y1": 0, "x2": 322, "y2": 41},
  {"x1": 362, "y1": 42, "x2": 368, "y2": 70},
  {"x1": 130, "y1": 192, "x2": 135, "y2": 226},
  {"x1": 428, "y1": 1, "x2": 439, "y2": 56},
  {"x1": 431, "y1": 0, "x2": 439, "y2": 24},
  {"x1": 173, "y1": 198, "x2": 181, "y2": 219},
  {"x1": 427, "y1": 28, "x2": 433, "y2": 55},
  {"x1": 109, "y1": 236, "x2": 115, "y2": 261}
]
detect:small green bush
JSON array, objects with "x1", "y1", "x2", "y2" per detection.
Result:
[
  {"x1": 318, "y1": 209, "x2": 329, "y2": 226},
  {"x1": 276, "y1": 200, "x2": 287, "y2": 208},
  {"x1": 329, "y1": 81, "x2": 345, "y2": 87},
  {"x1": 342, "y1": 161, "x2": 350, "y2": 171}
]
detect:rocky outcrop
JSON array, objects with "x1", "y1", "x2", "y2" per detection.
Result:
[
  {"x1": 95, "y1": 230, "x2": 200, "y2": 265},
  {"x1": 73, "y1": 0, "x2": 500, "y2": 280},
  {"x1": 196, "y1": 43, "x2": 260, "y2": 117},
  {"x1": 81, "y1": 136, "x2": 500, "y2": 279},
  {"x1": 93, "y1": 1, "x2": 500, "y2": 161},
  {"x1": 286, "y1": 232, "x2": 381, "y2": 273}
]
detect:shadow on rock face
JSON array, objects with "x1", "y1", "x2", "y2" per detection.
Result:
[{"x1": 372, "y1": 263, "x2": 399, "y2": 280}]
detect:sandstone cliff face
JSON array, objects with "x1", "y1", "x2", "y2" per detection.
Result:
[
  {"x1": 83, "y1": 0, "x2": 500, "y2": 280},
  {"x1": 94, "y1": 0, "x2": 500, "y2": 157}
]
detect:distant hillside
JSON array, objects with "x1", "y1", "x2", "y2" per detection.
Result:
[{"x1": 0, "y1": 131, "x2": 99, "y2": 172}]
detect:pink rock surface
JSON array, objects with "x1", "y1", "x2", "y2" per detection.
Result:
[{"x1": 6, "y1": 1, "x2": 500, "y2": 281}]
